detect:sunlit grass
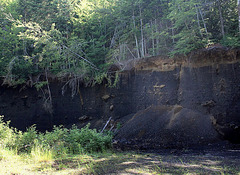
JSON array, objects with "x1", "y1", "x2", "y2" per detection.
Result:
[
  {"x1": 0, "y1": 147, "x2": 18, "y2": 161},
  {"x1": 30, "y1": 145, "x2": 54, "y2": 163},
  {"x1": 0, "y1": 148, "x2": 33, "y2": 175},
  {"x1": 0, "y1": 148, "x2": 240, "y2": 175}
]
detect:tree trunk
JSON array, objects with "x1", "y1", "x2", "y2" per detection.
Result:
[
  {"x1": 139, "y1": 4, "x2": 145, "y2": 58},
  {"x1": 155, "y1": 19, "x2": 160, "y2": 55},
  {"x1": 198, "y1": 7, "x2": 208, "y2": 37},
  {"x1": 195, "y1": 4, "x2": 203, "y2": 37},
  {"x1": 171, "y1": 21, "x2": 175, "y2": 43},
  {"x1": 217, "y1": 0, "x2": 225, "y2": 37},
  {"x1": 132, "y1": 15, "x2": 140, "y2": 59},
  {"x1": 151, "y1": 20, "x2": 155, "y2": 56},
  {"x1": 238, "y1": 0, "x2": 240, "y2": 33}
]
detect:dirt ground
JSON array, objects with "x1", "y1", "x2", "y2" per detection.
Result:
[
  {"x1": 1, "y1": 147, "x2": 240, "y2": 174},
  {"x1": 90, "y1": 148, "x2": 240, "y2": 174}
]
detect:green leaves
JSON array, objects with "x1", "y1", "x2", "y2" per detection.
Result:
[
  {"x1": 0, "y1": 117, "x2": 112, "y2": 156},
  {"x1": 0, "y1": 0, "x2": 239, "y2": 86},
  {"x1": 168, "y1": 0, "x2": 208, "y2": 55},
  {"x1": 221, "y1": 34, "x2": 240, "y2": 47}
]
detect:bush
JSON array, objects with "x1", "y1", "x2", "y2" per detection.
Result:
[
  {"x1": 16, "y1": 125, "x2": 38, "y2": 153},
  {"x1": 39, "y1": 126, "x2": 69, "y2": 156},
  {"x1": 0, "y1": 116, "x2": 113, "y2": 158},
  {"x1": 66, "y1": 124, "x2": 112, "y2": 153},
  {"x1": 0, "y1": 116, "x2": 17, "y2": 149}
]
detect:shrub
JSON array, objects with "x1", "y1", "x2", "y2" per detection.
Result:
[
  {"x1": 66, "y1": 124, "x2": 112, "y2": 153},
  {"x1": 0, "y1": 116, "x2": 113, "y2": 158},
  {"x1": 0, "y1": 116, "x2": 17, "y2": 149},
  {"x1": 16, "y1": 125, "x2": 38, "y2": 153},
  {"x1": 39, "y1": 126, "x2": 69, "y2": 156}
]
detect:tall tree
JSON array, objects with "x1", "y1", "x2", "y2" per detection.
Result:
[
  {"x1": 217, "y1": 0, "x2": 225, "y2": 37},
  {"x1": 168, "y1": 0, "x2": 207, "y2": 55},
  {"x1": 237, "y1": 0, "x2": 240, "y2": 33},
  {"x1": 0, "y1": 0, "x2": 239, "y2": 86}
]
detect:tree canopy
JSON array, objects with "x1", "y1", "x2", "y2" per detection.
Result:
[{"x1": 0, "y1": 0, "x2": 239, "y2": 86}]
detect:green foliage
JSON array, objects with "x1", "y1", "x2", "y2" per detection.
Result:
[
  {"x1": 0, "y1": 116, "x2": 112, "y2": 158},
  {"x1": 110, "y1": 72, "x2": 119, "y2": 88},
  {"x1": 17, "y1": 125, "x2": 38, "y2": 153},
  {"x1": 206, "y1": 0, "x2": 238, "y2": 40},
  {"x1": 221, "y1": 35, "x2": 240, "y2": 48},
  {"x1": 170, "y1": 30, "x2": 207, "y2": 56},
  {"x1": 34, "y1": 81, "x2": 48, "y2": 91},
  {"x1": 0, "y1": 116, "x2": 17, "y2": 148},
  {"x1": 168, "y1": 0, "x2": 208, "y2": 55},
  {"x1": 0, "y1": 26, "x2": 21, "y2": 76},
  {"x1": 0, "y1": 0, "x2": 239, "y2": 86},
  {"x1": 67, "y1": 124, "x2": 112, "y2": 153}
]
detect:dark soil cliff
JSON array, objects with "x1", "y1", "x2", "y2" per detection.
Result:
[{"x1": 1, "y1": 47, "x2": 240, "y2": 148}]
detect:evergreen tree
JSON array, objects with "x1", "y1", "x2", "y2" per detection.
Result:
[
  {"x1": 168, "y1": 0, "x2": 208, "y2": 55},
  {"x1": 0, "y1": 0, "x2": 239, "y2": 86}
]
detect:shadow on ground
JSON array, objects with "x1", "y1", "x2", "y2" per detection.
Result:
[{"x1": 50, "y1": 149, "x2": 240, "y2": 174}]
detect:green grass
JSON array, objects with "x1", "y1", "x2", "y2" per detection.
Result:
[{"x1": 1, "y1": 149, "x2": 240, "y2": 174}]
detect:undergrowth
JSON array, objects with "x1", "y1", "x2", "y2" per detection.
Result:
[{"x1": 0, "y1": 115, "x2": 112, "y2": 163}]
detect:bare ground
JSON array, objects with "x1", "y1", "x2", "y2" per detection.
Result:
[
  {"x1": 88, "y1": 148, "x2": 240, "y2": 175},
  {"x1": 1, "y1": 147, "x2": 240, "y2": 174}
]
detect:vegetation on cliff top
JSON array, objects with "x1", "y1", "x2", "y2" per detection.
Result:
[{"x1": 0, "y1": 0, "x2": 240, "y2": 86}]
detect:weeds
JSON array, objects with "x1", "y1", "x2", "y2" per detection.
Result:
[{"x1": 30, "y1": 145, "x2": 54, "y2": 163}]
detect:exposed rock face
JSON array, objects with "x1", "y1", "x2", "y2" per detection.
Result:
[{"x1": 0, "y1": 47, "x2": 240, "y2": 147}]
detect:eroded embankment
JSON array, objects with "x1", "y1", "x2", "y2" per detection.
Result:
[{"x1": 1, "y1": 47, "x2": 240, "y2": 148}]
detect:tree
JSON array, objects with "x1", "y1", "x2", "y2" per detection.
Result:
[
  {"x1": 0, "y1": 0, "x2": 239, "y2": 87},
  {"x1": 168, "y1": 0, "x2": 207, "y2": 55},
  {"x1": 238, "y1": 0, "x2": 240, "y2": 33}
]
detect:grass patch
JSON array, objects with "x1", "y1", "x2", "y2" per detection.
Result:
[{"x1": 1, "y1": 148, "x2": 240, "y2": 174}]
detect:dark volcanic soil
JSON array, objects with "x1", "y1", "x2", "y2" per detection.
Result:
[{"x1": 89, "y1": 146, "x2": 240, "y2": 174}]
